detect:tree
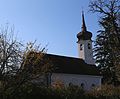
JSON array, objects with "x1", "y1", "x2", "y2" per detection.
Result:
[
  {"x1": 0, "y1": 25, "x2": 53, "y2": 98},
  {"x1": 16, "y1": 42, "x2": 53, "y2": 87},
  {"x1": 0, "y1": 25, "x2": 23, "y2": 87},
  {"x1": 7, "y1": 42, "x2": 53, "y2": 98},
  {"x1": 89, "y1": 0, "x2": 120, "y2": 85}
]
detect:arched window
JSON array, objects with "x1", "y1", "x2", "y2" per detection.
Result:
[
  {"x1": 91, "y1": 84, "x2": 95, "y2": 88},
  {"x1": 69, "y1": 82, "x2": 73, "y2": 86},
  {"x1": 81, "y1": 83, "x2": 84, "y2": 89},
  {"x1": 88, "y1": 43, "x2": 91, "y2": 49},
  {"x1": 80, "y1": 44, "x2": 83, "y2": 50}
]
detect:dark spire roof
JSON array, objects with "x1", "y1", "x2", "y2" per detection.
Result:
[
  {"x1": 77, "y1": 11, "x2": 92, "y2": 41},
  {"x1": 81, "y1": 11, "x2": 87, "y2": 31}
]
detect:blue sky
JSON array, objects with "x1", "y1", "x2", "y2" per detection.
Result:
[{"x1": 0, "y1": 0, "x2": 99, "y2": 57}]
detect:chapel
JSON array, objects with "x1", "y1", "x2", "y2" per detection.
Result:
[{"x1": 45, "y1": 12, "x2": 102, "y2": 90}]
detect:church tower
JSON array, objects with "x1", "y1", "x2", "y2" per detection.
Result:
[{"x1": 77, "y1": 12, "x2": 95, "y2": 65}]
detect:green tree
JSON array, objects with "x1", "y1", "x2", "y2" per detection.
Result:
[{"x1": 89, "y1": 0, "x2": 120, "y2": 85}]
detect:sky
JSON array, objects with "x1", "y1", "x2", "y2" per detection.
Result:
[{"x1": 0, "y1": 0, "x2": 100, "y2": 57}]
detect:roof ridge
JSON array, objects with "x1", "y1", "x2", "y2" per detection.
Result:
[{"x1": 46, "y1": 53, "x2": 84, "y2": 60}]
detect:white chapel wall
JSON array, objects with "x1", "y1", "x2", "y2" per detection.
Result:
[{"x1": 51, "y1": 73, "x2": 102, "y2": 90}]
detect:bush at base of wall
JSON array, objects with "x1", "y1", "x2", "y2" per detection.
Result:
[{"x1": 1, "y1": 84, "x2": 120, "y2": 99}]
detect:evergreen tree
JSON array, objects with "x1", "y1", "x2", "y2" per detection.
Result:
[{"x1": 89, "y1": 0, "x2": 120, "y2": 85}]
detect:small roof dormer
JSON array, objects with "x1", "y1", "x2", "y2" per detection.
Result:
[{"x1": 77, "y1": 11, "x2": 92, "y2": 42}]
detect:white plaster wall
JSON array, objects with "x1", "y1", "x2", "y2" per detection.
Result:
[
  {"x1": 78, "y1": 40, "x2": 85, "y2": 59},
  {"x1": 78, "y1": 40, "x2": 95, "y2": 65},
  {"x1": 51, "y1": 73, "x2": 102, "y2": 90}
]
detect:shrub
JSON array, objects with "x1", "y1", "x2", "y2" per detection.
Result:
[
  {"x1": 1, "y1": 83, "x2": 120, "y2": 99},
  {"x1": 87, "y1": 84, "x2": 120, "y2": 99}
]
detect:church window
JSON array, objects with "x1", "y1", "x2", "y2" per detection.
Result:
[
  {"x1": 69, "y1": 82, "x2": 73, "y2": 86},
  {"x1": 88, "y1": 43, "x2": 91, "y2": 49},
  {"x1": 91, "y1": 84, "x2": 95, "y2": 88},
  {"x1": 80, "y1": 44, "x2": 83, "y2": 50},
  {"x1": 81, "y1": 83, "x2": 84, "y2": 89}
]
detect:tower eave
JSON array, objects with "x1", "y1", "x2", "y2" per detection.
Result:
[{"x1": 77, "y1": 31, "x2": 92, "y2": 41}]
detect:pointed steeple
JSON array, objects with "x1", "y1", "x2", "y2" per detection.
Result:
[
  {"x1": 81, "y1": 11, "x2": 87, "y2": 31},
  {"x1": 77, "y1": 11, "x2": 92, "y2": 41},
  {"x1": 76, "y1": 11, "x2": 95, "y2": 65}
]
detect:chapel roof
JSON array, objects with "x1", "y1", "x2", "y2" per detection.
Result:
[{"x1": 45, "y1": 54, "x2": 101, "y2": 76}]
